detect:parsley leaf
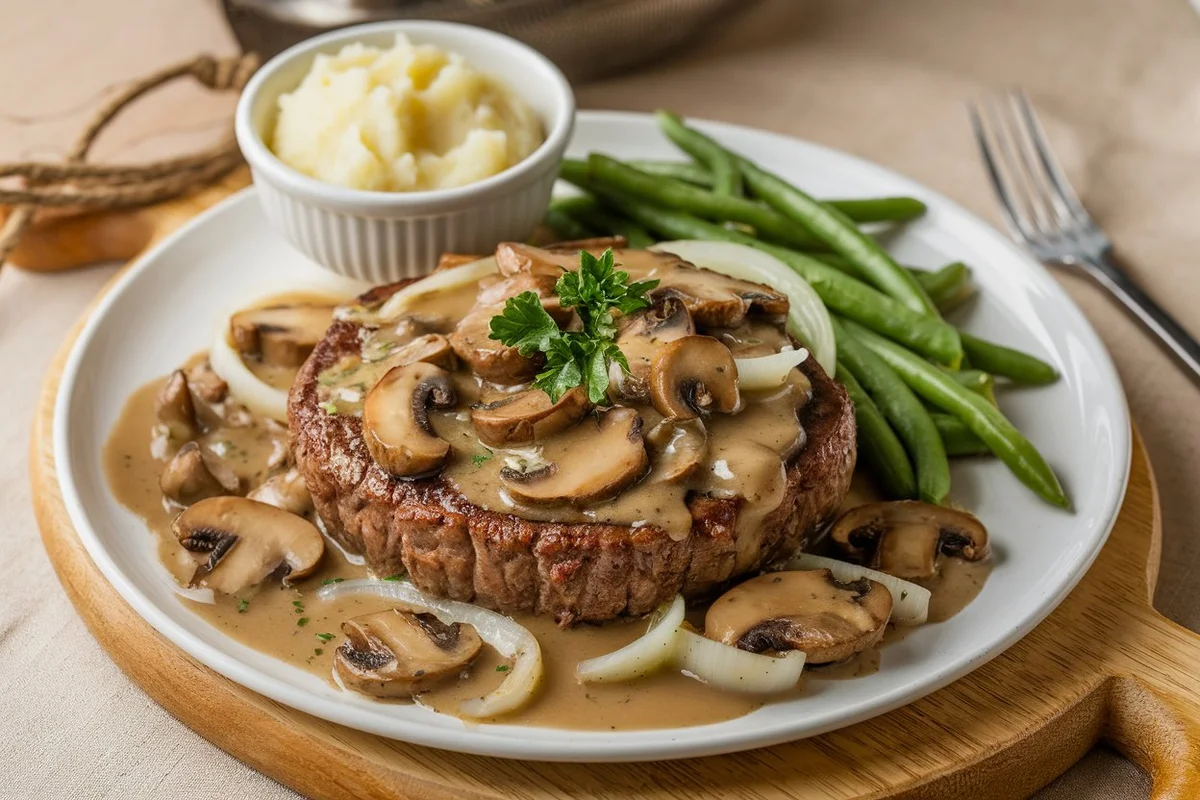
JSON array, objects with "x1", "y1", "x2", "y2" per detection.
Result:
[
  {"x1": 470, "y1": 452, "x2": 493, "y2": 467},
  {"x1": 488, "y1": 248, "x2": 658, "y2": 404},
  {"x1": 489, "y1": 291, "x2": 560, "y2": 356}
]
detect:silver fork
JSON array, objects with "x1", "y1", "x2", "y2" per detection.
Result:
[{"x1": 969, "y1": 90, "x2": 1200, "y2": 382}]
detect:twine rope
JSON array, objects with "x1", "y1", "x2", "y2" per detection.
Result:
[{"x1": 0, "y1": 52, "x2": 260, "y2": 264}]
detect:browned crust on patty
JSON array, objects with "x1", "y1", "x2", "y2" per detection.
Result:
[{"x1": 290, "y1": 281, "x2": 856, "y2": 624}]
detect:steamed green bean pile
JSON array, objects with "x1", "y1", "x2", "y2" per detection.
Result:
[{"x1": 548, "y1": 111, "x2": 1068, "y2": 509}]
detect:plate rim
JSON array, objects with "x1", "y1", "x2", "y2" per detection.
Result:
[{"x1": 52, "y1": 109, "x2": 1132, "y2": 762}]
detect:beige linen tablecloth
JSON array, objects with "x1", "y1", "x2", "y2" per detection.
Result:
[{"x1": 6, "y1": 0, "x2": 1199, "y2": 796}]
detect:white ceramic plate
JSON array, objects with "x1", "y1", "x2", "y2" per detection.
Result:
[{"x1": 54, "y1": 111, "x2": 1130, "y2": 762}]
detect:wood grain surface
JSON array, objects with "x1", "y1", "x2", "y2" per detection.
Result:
[{"x1": 26, "y1": 183, "x2": 1200, "y2": 799}]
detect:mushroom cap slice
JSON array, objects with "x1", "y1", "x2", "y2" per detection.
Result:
[
  {"x1": 612, "y1": 296, "x2": 695, "y2": 403},
  {"x1": 646, "y1": 418, "x2": 708, "y2": 483},
  {"x1": 334, "y1": 608, "x2": 484, "y2": 698},
  {"x1": 363, "y1": 362, "x2": 458, "y2": 478},
  {"x1": 830, "y1": 501, "x2": 990, "y2": 581},
  {"x1": 705, "y1": 570, "x2": 894, "y2": 664},
  {"x1": 649, "y1": 335, "x2": 741, "y2": 420},
  {"x1": 653, "y1": 263, "x2": 789, "y2": 328},
  {"x1": 172, "y1": 496, "x2": 325, "y2": 594},
  {"x1": 155, "y1": 369, "x2": 198, "y2": 442},
  {"x1": 230, "y1": 303, "x2": 335, "y2": 367},
  {"x1": 247, "y1": 469, "x2": 313, "y2": 517},
  {"x1": 500, "y1": 407, "x2": 649, "y2": 507},
  {"x1": 470, "y1": 386, "x2": 590, "y2": 448},
  {"x1": 160, "y1": 441, "x2": 240, "y2": 506}
]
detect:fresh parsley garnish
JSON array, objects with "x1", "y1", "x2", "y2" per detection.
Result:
[
  {"x1": 496, "y1": 664, "x2": 510, "y2": 673},
  {"x1": 471, "y1": 452, "x2": 493, "y2": 467},
  {"x1": 321, "y1": 577, "x2": 344, "y2": 586},
  {"x1": 297, "y1": 617, "x2": 309, "y2": 627},
  {"x1": 316, "y1": 632, "x2": 335, "y2": 643},
  {"x1": 236, "y1": 598, "x2": 250, "y2": 614},
  {"x1": 488, "y1": 249, "x2": 656, "y2": 403}
]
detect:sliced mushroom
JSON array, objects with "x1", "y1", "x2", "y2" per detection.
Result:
[
  {"x1": 653, "y1": 263, "x2": 789, "y2": 328},
  {"x1": 247, "y1": 469, "x2": 313, "y2": 517},
  {"x1": 611, "y1": 296, "x2": 695, "y2": 402},
  {"x1": 172, "y1": 495, "x2": 325, "y2": 594},
  {"x1": 334, "y1": 609, "x2": 483, "y2": 699},
  {"x1": 155, "y1": 370, "x2": 198, "y2": 442},
  {"x1": 649, "y1": 335, "x2": 741, "y2": 420},
  {"x1": 449, "y1": 271, "x2": 568, "y2": 385},
  {"x1": 363, "y1": 362, "x2": 457, "y2": 478},
  {"x1": 185, "y1": 358, "x2": 229, "y2": 403},
  {"x1": 229, "y1": 303, "x2": 335, "y2": 367},
  {"x1": 500, "y1": 408, "x2": 648, "y2": 506},
  {"x1": 160, "y1": 441, "x2": 240, "y2": 505},
  {"x1": 470, "y1": 386, "x2": 589, "y2": 448},
  {"x1": 829, "y1": 501, "x2": 990, "y2": 581},
  {"x1": 495, "y1": 242, "x2": 578, "y2": 278},
  {"x1": 436, "y1": 252, "x2": 485, "y2": 271},
  {"x1": 705, "y1": 570, "x2": 893, "y2": 664},
  {"x1": 646, "y1": 418, "x2": 707, "y2": 483},
  {"x1": 380, "y1": 333, "x2": 457, "y2": 370}
]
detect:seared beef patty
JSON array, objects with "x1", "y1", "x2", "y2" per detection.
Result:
[{"x1": 290, "y1": 282, "x2": 856, "y2": 624}]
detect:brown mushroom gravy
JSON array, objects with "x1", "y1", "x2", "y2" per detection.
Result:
[{"x1": 103, "y1": 249, "x2": 992, "y2": 730}]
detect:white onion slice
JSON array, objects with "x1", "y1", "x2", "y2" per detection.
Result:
[
  {"x1": 209, "y1": 284, "x2": 363, "y2": 423},
  {"x1": 376, "y1": 256, "x2": 498, "y2": 320},
  {"x1": 735, "y1": 347, "x2": 809, "y2": 392},
  {"x1": 318, "y1": 578, "x2": 542, "y2": 719},
  {"x1": 575, "y1": 595, "x2": 685, "y2": 683},
  {"x1": 675, "y1": 629, "x2": 806, "y2": 694},
  {"x1": 650, "y1": 240, "x2": 836, "y2": 375},
  {"x1": 786, "y1": 553, "x2": 930, "y2": 625},
  {"x1": 209, "y1": 315, "x2": 291, "y2": 423}
]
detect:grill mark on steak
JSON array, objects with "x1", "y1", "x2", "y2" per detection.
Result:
[{"x1": 291, "y1": 280, "x2": 856, "y2": 625}]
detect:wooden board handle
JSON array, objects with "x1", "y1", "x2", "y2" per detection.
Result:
[{"x1": 1104, "y1": 616, "x2": 1200, "y2": 798}]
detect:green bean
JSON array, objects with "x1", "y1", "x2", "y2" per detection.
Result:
[
  {"x1": 736, "y1": 154, "x2": 937, "y2": 314},
  {"x1": 604, "y1": 159, "x2": 928, "y2": 224},
  {"x1": 917, "y1": 262, "x2": 975, "y2": 311},
  {"x1": 548, "y1": 194, "x2": 599, "y2": 215},
  {"x1": 560, "y1": 158, "x2": 592, "y2": 186},
  {"x1": 843, "y1": 319, "x2": 1069, "y2": 508},
  {"x1": 656, "y1": 110, "x2": 743, "y2": 197},
  {"x1": 834, "y1": 319, "x2": 950, "y2": 505},
  {"x1": 825, "y1": 196, "x2": 928, "y2": 224},
  {"x1": 570, "y1": 192, "x2": 964, "y2": 366},
  {"x1": 930, "y1": 413, "x2": 991, "y2": 457},
  {"x1": 836, "y1": 365, "x2": 917, "y2": 500},
  {"x1": 649, "y1": 116, "x2": 937, "y2": 314},
  {"x1": 542, "y1": 208, "x2": 593, "y2": 241},
  {"x1": 628, "y1": 160, "x2": 715, "y2": 187},
  {"x1": 943, "y1": 368, "x2": 997, "y2": 405},
  {"x1": 574, "y1": 207, "x2": 656, "y2": 249},
  {"x1": 811, "y1": 253, "x2": 976, "y2": 311},
  {"x1": 960, "y1": 332, "x2": 1059, "y2": 385},
  {"x1": 586, "y1": 154, "x2": 825, "y2": 251}
]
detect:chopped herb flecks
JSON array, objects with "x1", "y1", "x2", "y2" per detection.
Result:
[
  {"x1": 321, "y1": 577, "x2": 344, "y2": 586},
  {"x1": 316, "y1": 632, "x2": 335, "y2": 643},
  {"x1": 236, "y1": 598, "x2": 250, "y2": 613},
  {"x1": 496, "y1": 664, "x2": 510, "y2": 673},
  {"x1": 297, "y1": 617, "x2": 309, "y2": 627},
  {"x1": 471, "y1": 452, "x2": 493, "y2": 467}
]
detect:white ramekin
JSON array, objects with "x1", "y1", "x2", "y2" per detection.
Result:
[{"x1": 235, "y1": 20, "x2": 575, "y2": 284}]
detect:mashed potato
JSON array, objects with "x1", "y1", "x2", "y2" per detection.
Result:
[{"x1": 270, "y1": 35, "x2": 544, "y2": 192}]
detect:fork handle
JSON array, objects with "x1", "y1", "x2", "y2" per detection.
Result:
[{"x1": 1083, "y1": 254, "x2": 1200, "y2": 382}]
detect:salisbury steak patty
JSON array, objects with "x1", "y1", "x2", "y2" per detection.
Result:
[{"x1": 291, "y1": 283, "x2": 856, "y2": 624}]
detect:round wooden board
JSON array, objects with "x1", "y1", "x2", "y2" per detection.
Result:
[{"x1": 25, "y1": 179, "x2": 1200, "y2": 800}]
